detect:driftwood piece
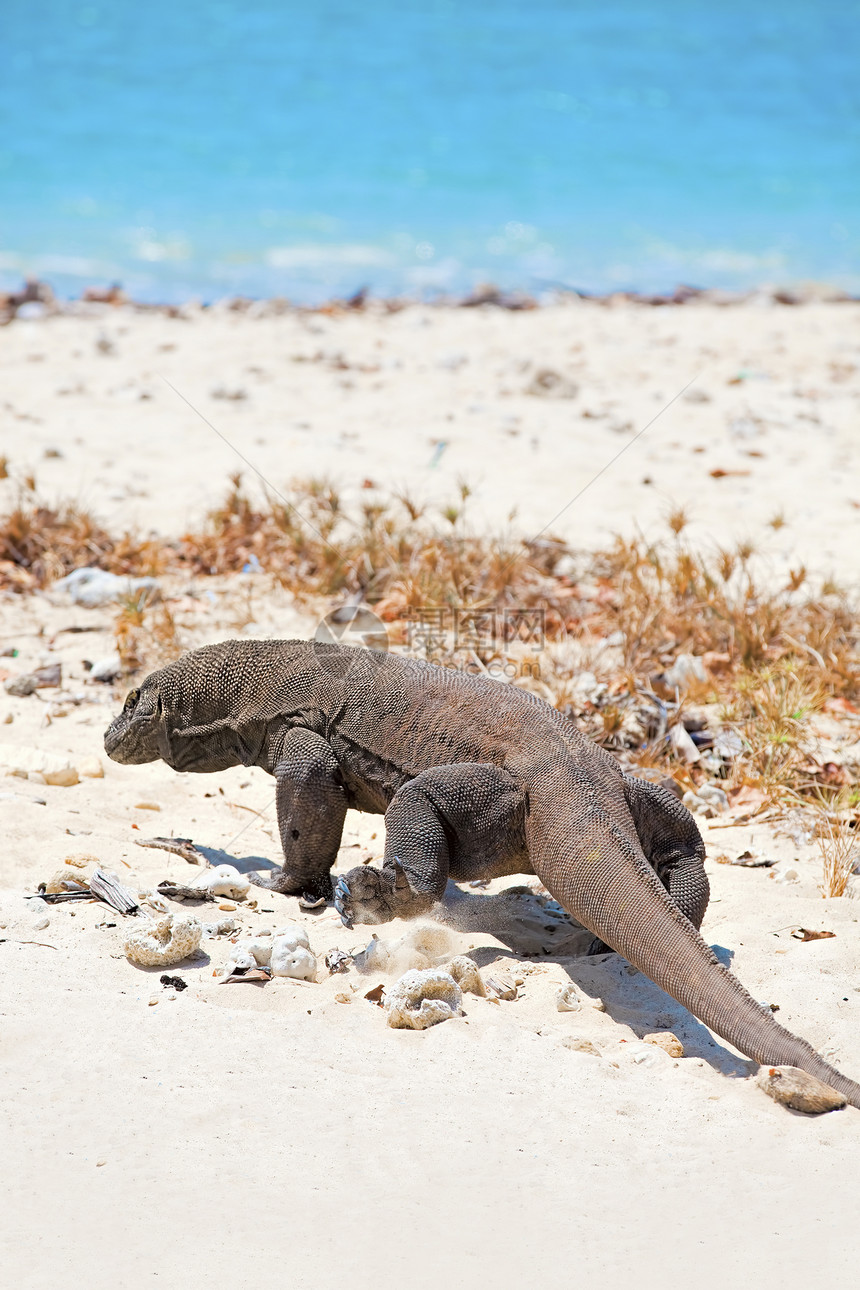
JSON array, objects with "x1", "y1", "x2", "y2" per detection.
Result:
[
  {"x1": 33, "y1": 887, "x2": 93, "y2": 904},
  {"x1": 89, "y1": 868, "x2": 140, "y2": 914},
  {"x1": 156, "y1": 880, "x2": 215, "y2": 903},
  {"x1": 135, "y1": 836, "x2": 207, "y2": 865}
]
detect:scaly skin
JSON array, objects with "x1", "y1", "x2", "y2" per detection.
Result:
[{"x1": 105, "y1": 639, "x2": 860, "y2": 1108}]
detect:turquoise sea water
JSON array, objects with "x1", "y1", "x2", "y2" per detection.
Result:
[{"x1": 1, "y1": 1, "x2": 858, "y2": 301}]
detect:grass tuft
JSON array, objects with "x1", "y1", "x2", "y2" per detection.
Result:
[{"x1": 2, "y1": 476, "x2": 858, "y2": 813}]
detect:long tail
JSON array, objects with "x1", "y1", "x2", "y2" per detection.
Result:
[{"x1": 529, "y1": 797, "x2": 860, "y2": 1108}]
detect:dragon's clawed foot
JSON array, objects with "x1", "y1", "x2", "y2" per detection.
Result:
[
  {"x1": 333, "y1": 859, "x2": 417, "y2": 928},
  {"x1": 333, "y1": 875, "x2": 355, "y2": 928}
]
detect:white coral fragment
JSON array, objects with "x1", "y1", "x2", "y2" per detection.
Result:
[
  {"x1": 230, "y1": 926, "x2": 315, "y2": 978},
  {"x1": 271, "y1": 925, "x2": 310, "y2": 951},
  {"x1": 235, "y1": 937, "x2": 276, "y2": 966},
  {"x1": 385, "y1": 968, "x2": 463, "y2": 1030},
  {"x1": 446, "y1": 955, "x2": 486, "y2": 996},
  {"x1": 270, "y1": 941, "x2": 317, "y2": 980},
  {"x1": 192, "y1": 864, "x2": 251, "y2": 899},
  {"x1": 123, "y1": 914, "x2": 202, "y2": 966}
]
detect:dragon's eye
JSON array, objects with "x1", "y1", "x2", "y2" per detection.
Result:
[{"x1": 123, "y1": 688, "x2": 140, "y2": 711}]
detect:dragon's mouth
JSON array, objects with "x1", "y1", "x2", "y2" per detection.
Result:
[
  {"x1": 103, "y1": 719, "x2": 126, "y2": 759},
  {"x1": 103, "y1": 716, "x2": 156, "y2": 764}
]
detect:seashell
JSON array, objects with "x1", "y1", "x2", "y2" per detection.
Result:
[
  {"x1": 756, "y1": 1065, "x2": 846, "y2": 1114},
  {"x1": 137, "y1": 887, "x2": 170, "y2": 915},
  {"x1": 385, "y1": 969, "x2": 463, "y2": 1030},
  {"x1": 556, "y1": 983, "x2": 581, "y2": 1012},
  {"x1": 124, "y1": 914, "x2": 202, "y2": 967},
  {"x1": 202, "y1": 916, "x2": 238, "y2": 936},
  {"x1": 354, "y1": 934, "x2": 391, "y2": 973},
  {"x1": 485, "y1": 975, "x2": 518, "y2": 1001}
]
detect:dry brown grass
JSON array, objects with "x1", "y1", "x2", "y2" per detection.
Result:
[
  {"x1": 115, "y1": 598, "x2": 183, "y2": 675},
  {"x1": 2, "y1": 476, "x2": 858, "y2": 811},
  {"x1": 810, "y1": 790, "x2": 860, "y2": 897},
  {"x1": 172, "y1": 474, "x2": 572, "y2": 627},
  {"x1": 0, "y1": 482, "x2": 164, "y2": 589}
]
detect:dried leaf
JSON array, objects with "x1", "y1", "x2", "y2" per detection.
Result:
[
  {"x1": 791, "y1": 928, "x2": 836, "y2": 942},
  {"x1": 824, "y1": 697, "x2": 860, "y2": 717},
  {"x1": 220, "y1": 966, "x2": 272, "y2": 984},
  {"x1": 727, "y1": 785, "x2": 769, "y2": 813},
  {"x1": 715, "y1": 850, "x2": 775, "y2": 868},
  {"x1": 364, "y1": 983, "x2": 385, "y2": 1005}
]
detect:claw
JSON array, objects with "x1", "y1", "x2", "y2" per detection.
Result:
[{"x1": 333, "y1": 876, "x2": 353, "y2": 928}]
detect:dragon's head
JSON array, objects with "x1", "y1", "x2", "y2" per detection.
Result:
[
  {"x1": 103, "y1": 643, "x2": 259, "y2": 773},
  {"x1": 103, "y1": 674, "x2": 168, "y2": 765}
]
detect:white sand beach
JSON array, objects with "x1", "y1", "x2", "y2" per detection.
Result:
[
  {"x1": 2, "y1": 295, "x2": 860, "y2": 582},
  {"x1": 1, "y1": 298, "x2": 859, "y2": 1288}
]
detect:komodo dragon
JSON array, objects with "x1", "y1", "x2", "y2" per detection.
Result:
[{"x1": 104, "y1": 638, "x2": 860, "y2": 1107}]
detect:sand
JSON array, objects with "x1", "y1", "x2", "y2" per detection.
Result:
[
  {"x1": 2, "y1": 295, "x2": 860, "y2": 582},
  {"x1": 1, "y1": 298, "x2": 859, "y2": 1288}
]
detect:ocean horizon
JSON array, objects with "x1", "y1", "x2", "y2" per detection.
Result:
[{"x1": 2, "y1": 0, "x2": 858, "y2": 303}]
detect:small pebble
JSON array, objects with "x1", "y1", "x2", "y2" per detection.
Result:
[
  {"x1": 631, "y1": 1047, "x2": 661, "y2": 1067},
  {"x1": 219, "y1": 901, "x2": 237, "y2": 911},
  {"x1": 33, "y1": 917, "x2": 50, "y2": 931},
  {"x1": 643, "y1": 1031, "x2": 684, "y2": 1058},
  {"x1": 135, "y1": 801, "x2": 161, "y2": 811},
  {"x1": 148, "y1": 996, "x2": 159, "y2": 1006},
  {"x1": 78, "y1": 756, "x2": 104, "y2": 779},
  {"x1": 334, "y1": 992, "x2": 351, "y2": 1004},
  {"x1": 561, "y1": 1036, "x2": 601, "y2": 1057}
]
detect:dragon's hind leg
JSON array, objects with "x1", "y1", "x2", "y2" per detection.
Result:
[
  {"x1": 334, "y1": 763, "x2": 525, "y2": 927},
  {"x1": 622, "y1": 774, "x2": 709, "y2": 926},
  {"x1": 587, "y1": 774, "x2": 709, "y2": 955}
]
